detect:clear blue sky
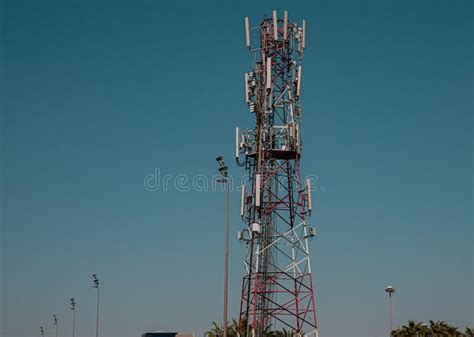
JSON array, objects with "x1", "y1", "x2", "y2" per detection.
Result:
[{"x1": 1, "y1": 1, "x2": 472, "y2": 337}]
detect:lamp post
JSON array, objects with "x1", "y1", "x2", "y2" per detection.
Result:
[
  {"x1": 53, "y1": 315, "x2": 58, "y2": 337},
  {"x1": 92, "y1": 274, "x2": 100, "y2": 337},
  {"x1": 40, "y1": 326, "x2": 45, "y2": 337},
  {"x1": 385, "y1": 286, "x2": 395, "y2": 335},
  {"x1": 216, "y1": 155, "x2": 229, "y2": 337},
  {"x1": 70, "y1": 298, "x2": 76, "y2": 337}
]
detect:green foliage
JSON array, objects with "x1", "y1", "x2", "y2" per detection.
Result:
[
  {"x1": 205, "y1": 319, "x2": 239, "y2": 337},
  {"x1": 391, "y1": 320, "x2": 473, "y2": 337},
  {"x1": 204, "y1": 320, "x2": 297, "y2": 337},
  {"x1": 205, "y1": 318, "x2": 473, "y2": 337}
]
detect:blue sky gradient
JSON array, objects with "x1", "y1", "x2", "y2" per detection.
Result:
[{"x1": 1, "y1": 1, "x2": 472, "y2": 337}]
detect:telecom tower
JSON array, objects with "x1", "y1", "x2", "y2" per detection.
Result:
[{"x1": 235, "y1": 10, "x2": 318, "y2": 337}]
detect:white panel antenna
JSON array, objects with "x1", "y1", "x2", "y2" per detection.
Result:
[
  {"x1": 266, "y1": 57, "x2": 272, "y2": 90},
  {"x1": 255, "y1": 174, "x2": 261, "y2": 207},
  {"x1": 302, "y1": 19, "x2": 306, "y2": 49},
  {"x1": 235, "y1": 127, "x2": 240, "y2": 159},
  {"x1": 283, "y1": 11, "x2": 288, "y2": 40},
  {"x1": 296, "y1": 123, "x2": 301, "y2": 153},
  {"x1": 245, "y1": 17, "x2": 251, "y2": 48},
  {"x1": 273, "y1": 10, "x2": 278, "y2": 40},
  {"x1": 245, "y1": 73, "x2": 250, "y2": 102},
  {"x1": 296, "y1": 65, "x2": 302, "y2": 97},
  {"x1": 306, "y1": 177, "x2": 312, "y2": 213},
  {"x1": 240, "y1": 184, "x2": 246, "y2": 217}
]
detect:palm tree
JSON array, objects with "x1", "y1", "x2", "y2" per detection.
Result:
[
  {"x1": 392, "y1": 319, "x2": 473, "y2": 337},
  {"x1": 418, "y1": 324, "x2": 431, "y2": 337},
  {"x1": 444, "y1": 324, "x2": 462, "y2": 337},
  {"x1": 430, "y1": 320, "x2": 447, "y2": 336},
  {"x1": 205, "y1": 322, "x2": 224, "y2": 337},
  {"x1": 390, "y1": 328, "x2": 406, "y2": 337},
  {"x1": 391, "y1": 320, "x2": 426, "y2": 336},
  {"x1": 228, "y1": 319, "x2": 239, "y2": 337},
  {"x1": 205, "y1": 319, "x2": 245, "y2": 337},
  {"x1": 428, "y1": 320, "x2": 466, "y2": 337},
  {"x1": 268, "y1": 328, "x2": 293, "y2": 337}
]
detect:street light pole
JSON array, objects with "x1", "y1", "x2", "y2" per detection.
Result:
[
  {"x1": 96, "y1": 287, "x2": 100, "y2": 337},
  {"x1": 93, "y1": 274, "x2": 100, "y2": 337},
  {"x1": 385, "y1": 286, "x2": 395, "y2": 335},
  {"x1": 216, "y1": 155, "x2": 229, "y2": 337},
  {"x1": 223, "y1": 178, "x2": 229, "y2": 337},
  {"x1": 70, "y1": 298, "x2": 76, "y2": 337}
]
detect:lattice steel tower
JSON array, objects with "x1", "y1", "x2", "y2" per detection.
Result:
[{"x1": 235, "y1": 10, "x2": 318, "y2": 337}]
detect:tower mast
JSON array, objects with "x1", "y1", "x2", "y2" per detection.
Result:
[{"x1": 236, "y1": 10, "x2": 318, "y2": 337}]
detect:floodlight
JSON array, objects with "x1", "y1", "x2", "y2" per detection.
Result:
[
  {"x1": 385, "y1": 286, "x2": 395, "y2": 293},
  {"x1": 92, "y1": 274, "x2": 99, "y2": 288}
]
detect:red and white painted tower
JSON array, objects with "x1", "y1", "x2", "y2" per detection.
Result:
[{"x1": 236, "y1": 10, "x2": 318, "y2": 337}]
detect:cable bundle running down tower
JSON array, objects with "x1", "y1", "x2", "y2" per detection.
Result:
[{"x1": 235, "y1": 10, "x2": 318, "y2": 337}]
